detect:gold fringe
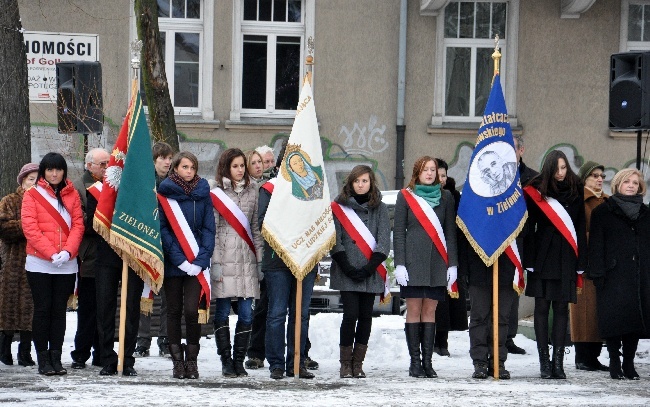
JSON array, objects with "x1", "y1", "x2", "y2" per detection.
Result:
[
  {"x1": 379, "y1": 292, "x2": 392, "y2": 305},
  {"x1": 261, "y1": 225, "x2": 335, "y2": 281},
  {"x1": 67, "y1": 294, "x2": 78, "y2": 310},
  {"x1": 456, "y1": 212, "x2": 528, "y2": 267},
  {"x1": 198, "y1": 308, "x2": 209, "y2": 324},
  {"x1": 93, "y1": 217, "x2": 112, "y2": 244},
  {"x1": 448, "y1": 290, "x2": 459, "y2": 299},
  {"x1": 513, "y1": 282, "x2": 524, "y2": 296},
  {"x1": 109, "y1": 233, "x2": 164, "y2": 294},
  {"x1": 577, "y1": 287, "x2": 582, "y2": 295},
  {"x1": 140, "y1": 297, "x2": 153, "y2": 316}
]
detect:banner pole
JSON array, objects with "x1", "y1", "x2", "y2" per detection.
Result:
[
  {"x1": 492, "y1": 262, "x2": 499, "y2": 380},
  {"x1": 117, "y1": 260, "x2": 129, "y2": 373},
  {"x1": 293, "y1": 280, "x2": 303, "y2": 379}
]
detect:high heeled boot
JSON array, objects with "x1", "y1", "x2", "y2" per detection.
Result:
[
  {"x1": 621, "y1": 336, "x2": 639, "y2": 380},
  {"x1": 405, "y1": 323, "x2": 425, "y2": 378},
  {"x1": 214, "y1": 320, "x2": 236, "y2": 378},
  {"x1": 420, "y1": 323, "x2": 437, "y2": 378},
  {"x1": 537, "y1": 345, "x2": 552, "y2": 379},
  {"x1": 233, "y1": 322, "x2": 251, "y2": 377}
]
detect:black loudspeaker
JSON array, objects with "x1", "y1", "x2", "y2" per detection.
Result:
[
  {"x1": 609, "y1": 52, "x2": 650, "y2": 130},
  {"x1": 56, "y1": 61, "x2": 103, "y2": 134}
]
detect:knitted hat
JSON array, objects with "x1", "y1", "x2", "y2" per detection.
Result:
[
  {"x1": 17, "y1": 163, "x2": 39, "y2": 186},
  {"x1": 578, "y1": 161, "x2": 604, "y2": 182}
]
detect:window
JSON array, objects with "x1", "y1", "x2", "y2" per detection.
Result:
[
  {"x1": 137, "y1": 0, "x2": 215, "y2": 119},
  {"x1": 231, "y1": 0, "x2": 315, "y2": 121},
  {"x1": 444, "y1": 1, "x2": 507, "y2": 119},
  {"x1": 432, "y1": 1, "x2": 519, "y2": 126},
  {"x1": 622, "y1": 1, "x2": 650, "y2": 51}
]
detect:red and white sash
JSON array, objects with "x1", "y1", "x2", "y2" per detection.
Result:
[
  {"x1": 29, "y1": 186, "x2": 71, "y2": 235},
  {"x1": 260, "y1": 178, "x2": 276, "y2": 194},
  {"x1": 504, "y1": 240, "x2": 525, "y2": 295},
  {"x1": 523, "y1": 186, "x2": 583, "y2": 291},
  {"x1": 210, "y1": 187, "x2": 256, "y2": 255},
  {"x1": 158, "y1": 194, "x2": 211, "y2": 323},
  {"x1": 87, "y1": 181, "x2": 102, "y2": 202},
  {"x1": 331, "y1": 201, "x2": 391, "y2": 300},
  {"x1": 401, "y1": 189, "x2": 448, "y2": 265}
]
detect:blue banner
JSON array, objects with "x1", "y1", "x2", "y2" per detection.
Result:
[{"x1": 456, "y1": 74, "x2": 527, "y2": 266}]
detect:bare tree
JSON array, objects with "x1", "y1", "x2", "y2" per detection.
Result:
[
  {"x1": 0, "y1": 1, "x2": 31, "y2": 197},
  {"x1": 134, "y1": 0, "x2": 179, "y2": 152}
]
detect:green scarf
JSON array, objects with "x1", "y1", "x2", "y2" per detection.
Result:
[{"x1": 414, "y1": 183, "x2": 441, "y2": 208}]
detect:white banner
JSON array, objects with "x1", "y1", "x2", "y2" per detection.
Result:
[
  {"x1": 25, "y1": 31, "x2": 99, "y2": 103},
  {"x1": 261, "y1": 75, "x2": 335, "y2": 280}
]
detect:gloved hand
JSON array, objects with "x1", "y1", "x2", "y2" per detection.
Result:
[
  {"x1": 187, "y1": 264, "x2": 202, "y2": 276},
  {"x1": 52, "y1": 251, "x2": 70, "y2": 267},
  {"x1": 178, "y1": 260, "x2": 192, "y2": 273},
  {"x1": 347, "y1": 269, "x2": 366, "y2": 283},
  {"x1": 331, "y1": 251, "x2": 357, "y2": 279},
  {"x1": 447, "y1": 266, "x2": 458, "y2": 293},
  {"x1": 257, "y1": 263, "x2": 264, "y2": 281},
  {"x1": 361, "y1": 252, "x2": 388, "y2": 278},
  {"x1": 395, "y1": 265, "x2": 409, "y2": 286},
  {"x1": 211, "y1": 263, "x2": 223, "y2": 282}
]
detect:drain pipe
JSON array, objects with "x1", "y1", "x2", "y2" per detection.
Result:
[{"x1": 395, "y1": 0, "x2": 407, "y2": 189}]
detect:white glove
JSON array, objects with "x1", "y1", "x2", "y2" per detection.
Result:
[
  {"x1": 395, "y1": 265, "x2": 409, "y2": 286},
  {"x1": 526, "y1": 268, "x2": 534, "y2": 273},
  {"x1": 178, "y1": 260, "x2": 192, "y2": 273},
  {"x1": 52, "y1": 251, "x2": 70, "y2": 267},
  {"x1": 211, "y1": 263, "x2": 223, "y2": 282},
  {"x1": 447, "y1": 266, "x2": 458, "y2": 292},
  {"x1": 187, "y1": 264, "x2": 202, "y2": 276},
  {"x1": 257, "y1": 263, "x2": 264, "y2": 281},
  {"x1": 577, "y1": 270, "x2": 584, "y2": 275}
]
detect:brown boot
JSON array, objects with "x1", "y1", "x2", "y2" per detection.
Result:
[
  {"x1": 184, "y1": 344, "x2": 200, "y2": 379},
  {"x1": 169, "y1": 344, "x2": 185, "y2": 379},
  {"x1": 339, "y1": 345, "x2": 353, "y2": 378},
  {"x1": 352, "y1": 343, "x2": 368, "y2": 378}
]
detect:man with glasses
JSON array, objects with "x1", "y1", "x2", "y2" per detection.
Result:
[{"x1": 70, "y1": 148, "x2": 110, "y2": 369}]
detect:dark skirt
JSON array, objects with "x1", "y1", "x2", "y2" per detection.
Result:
[
  {"x1": 525, "y1": 277, "x2": 577, "y2": 304},
  {"x1": 400, "y1": 285, "x2": 446, "y2": 301}
]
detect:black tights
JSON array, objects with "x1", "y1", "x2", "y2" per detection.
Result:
[
  {"x1": 340, "y1": 291, "x2": 375, "y2": 347},
  {"x1": 534, "y1": 298, "x2": 568, "y2": 348}
]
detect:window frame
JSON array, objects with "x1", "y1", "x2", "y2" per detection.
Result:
[
  {"x1": 130, "y1": 0, "x2": 215, "y2": 120},
  {"x1": 621, "y1": 0, "x2": 650, "y2": 52},
  {"x1": 230, "y1": 0, "x2": 315, "y2": 122},
  {"x1": 432, "y1": 0, "x2": 519, "y2": 126}
]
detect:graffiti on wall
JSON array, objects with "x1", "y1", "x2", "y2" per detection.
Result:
[{"x1": 338, "y1": 115, "x2": 389, "y2": 156}]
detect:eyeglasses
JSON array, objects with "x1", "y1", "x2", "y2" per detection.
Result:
[
  {"x1": 591, "y1": 173, "x2": 606, "y2": 180},
  {"x1": 92, "y1": 161, "x2": 109, "y2": 168}
]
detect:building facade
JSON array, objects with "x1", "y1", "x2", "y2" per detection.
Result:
[{"x1": 19, "y1": 0, "x2": 650, "y2": 196}]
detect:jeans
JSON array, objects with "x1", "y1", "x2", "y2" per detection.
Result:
[
  {"x1": 26, "y1": 271, "x2": 76, "y2": 352},
  {"x1": 214, "y1": 297, "x2": 253, "y2": 326},
  {"x1": 164, "y1": 276, "x2": 201, "y2": 345},
  {"x1": 264, "y1": 268, "x2": 316, "y2": 372},
  {"x1": 95, "y1": 264, "x2": 143, "y2": 368},
  {"x1": 136, "y1": 289, "x2": 168, "y2": 349},
  {"x1": 340, "y1": 291, "x2": 375, "y2": 346},
  {"x1": 71, "y1": 276, "x2": 100, "y2": 362}
]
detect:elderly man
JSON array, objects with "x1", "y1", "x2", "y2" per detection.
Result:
[
  {"x1": 256, "y1": 145, "x2": 275, "y2": 170},
  {"x1": 70, "y1": 148, "x2": 110, "y2": 369}
]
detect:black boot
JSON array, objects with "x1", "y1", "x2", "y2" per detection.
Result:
[
  {"x1": 185, "y1": 344, "x2": 200, "y2": 379},
  {"x1": 405, "y1": 323, "x2": 425, "y2": 378},
  {"x1": 551, "y1": 347, "x2": 566, "y2": 379},
  {"x1": 169, "y1": 344, "x2": 185, "y2": 379},
  {"x1": 36, "y1": 350, "x2": 55, "y2": 375},
  {"x1": 49, "y1": 350, "x2": 67, "y2": 375},
  {"x1": 0, "y1": 331, "x2": 14, "y2": 365},
  {"x1": 17, "y1": 342, "x2": 36, "y2": 367},
  {"x1": 420, "y1": 322, "x2": 437, "y2": 378},
  {"x1": 537, "y1": 345, "x2": 552, "y2": 379},
  {"x1": 606, "y1": 339, "x2": 624, "y2": 380},
  {"x1": 622, "y1": 336, "x2": 639, "y2": 380},
  {"x1": 214, "y1": 320, "x2": 236, "y2": 378},
  {"x1": 233, "y1": 322, "x2": 251, "y2": 377}
]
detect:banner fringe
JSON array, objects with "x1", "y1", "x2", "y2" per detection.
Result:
[
  {"x1": 66, "y1": 294, "x2": 78, "y2": 310},
  {"x1": 198, "y1": 308, "x2": 209, "y2": 324},
  {"x1": 456, "y1": 211, "x2": 528, "y2": 267},
  {"x1": 140, "y1": 297, "x2": 153, "y2": 315},
  {"x1": 108, "y1": 233, "x2": 164, "y2": 294},
  {"x1": 513, "y1": 282, "x2": 524, "y2": 296},
  {"x1": 261, "y1": 226, "x2": 335, "y2": 282}
]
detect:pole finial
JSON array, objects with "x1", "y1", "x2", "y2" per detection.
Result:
[
  {"x1": 492, "y1": 34, "x2": 501, "y2": 77},
  {"x1": 130, "y1": 40, "x2": 143, "y2": 79}
]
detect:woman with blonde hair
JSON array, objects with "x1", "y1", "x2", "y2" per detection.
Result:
[
  {"x1": 246, "y1": 150, "x2": 265, "y2": 183},
  {"x1": 393, "y1": 156, "x2": 457, "y2": 378},
  {"x1": 588, "y1": 168, "x2": 650, "y2": 380}
]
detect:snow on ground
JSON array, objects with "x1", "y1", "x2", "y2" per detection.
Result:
[{"x1": 1, "y1": 312, "x2": 650, "y2": 406}]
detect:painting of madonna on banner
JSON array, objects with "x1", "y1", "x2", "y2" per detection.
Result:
[{"x1": 281, "y1": 145, "x2": 324, "y2": 201}]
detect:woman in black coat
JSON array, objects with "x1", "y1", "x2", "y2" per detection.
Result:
[
  {"x1": 587, "y1": 168, "x2": 650, "y2": 380},
  {"x1": 523, "y1": 150, "x2": 586, "y2": 380}
]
